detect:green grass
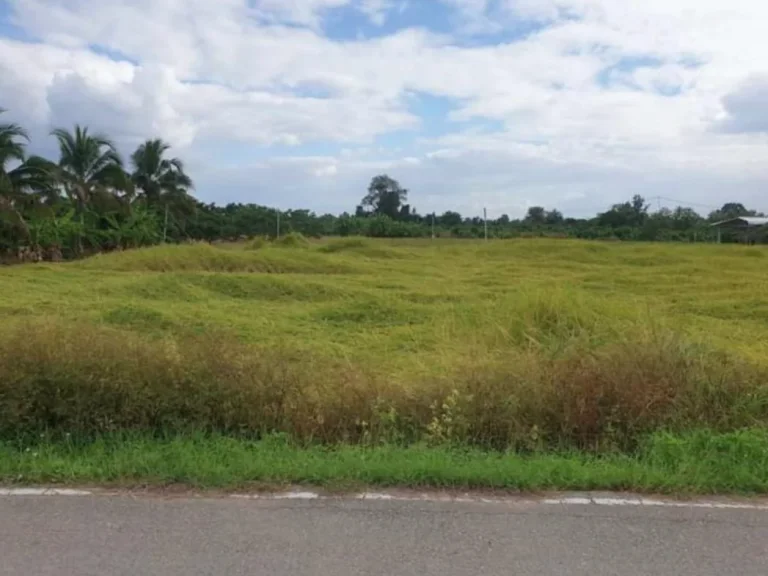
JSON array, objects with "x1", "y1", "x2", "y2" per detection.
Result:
[
  {"x1": 2, "y1": 237, "x2": 768, "y2": 490},
  {"x1": 2, "y1": 430, "x2": 768, "y2": 494}
]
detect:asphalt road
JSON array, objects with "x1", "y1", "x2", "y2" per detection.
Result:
[{"x1": 2, "y1": 493, "x2": 768, "y2": 575}]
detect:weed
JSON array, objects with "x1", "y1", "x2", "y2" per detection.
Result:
[
  {"x1": 2, "y1": 239, "x2": 768, "y2": 453},
  {"x1": 273, "y1": 232, "x2": 310, "y2": 248},
  {"x1": 3, "y1": 430, "x2": 768, "y2": 493}
]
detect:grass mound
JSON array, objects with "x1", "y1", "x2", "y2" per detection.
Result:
[
  {"x1": 189, "y1": 274, "x2": 350, "y2": 302},
  {"x1": 318, "y1": 237, "x2": 402, "y2": 259},
  {"x1": 76, "y1": 242, "x2": 353, "y2": 274},
  {"x1": 244, "y1": 237, "x2": 270, "y2": 250},
  {"x1": 273, "y1": 232, "x2": 310, "y2": 248}
]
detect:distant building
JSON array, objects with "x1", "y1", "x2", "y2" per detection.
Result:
[{"x1": 710, "y1": 217, "x2": 768, "y2": 244}]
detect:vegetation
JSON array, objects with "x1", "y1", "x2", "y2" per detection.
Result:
[
  {"x1": 2, "y1": 108, "x2": 765, "y2": 264},
  {"x1": 2, "y1": 239, "x2": 768, "y2": 456},
  {"x1": 2, "y1": 430, "x2": 768, "y2": 493},
  {"x1": 3, "y1": 109, "x2": 768, "y2": 492}
]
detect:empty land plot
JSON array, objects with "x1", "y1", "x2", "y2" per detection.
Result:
[{"x1": 2, "y1": 238, "x2": 768, "y2": 491}]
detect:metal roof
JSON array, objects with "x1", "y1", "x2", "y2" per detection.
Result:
[{"x1": 710, "y1": 217, "x2": 768, "y2": 228}]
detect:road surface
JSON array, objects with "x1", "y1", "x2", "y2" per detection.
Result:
[{"x1": 2, "y1": 491, "x2": 768, "y2": 575}]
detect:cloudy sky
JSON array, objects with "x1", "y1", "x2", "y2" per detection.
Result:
[{"x1": 1, "y1": 0, "x2": 767, "y2": 217}]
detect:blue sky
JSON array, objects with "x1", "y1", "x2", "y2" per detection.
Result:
[{"x1": 1, "y1": 0, "x2": 768, "y2": 217}]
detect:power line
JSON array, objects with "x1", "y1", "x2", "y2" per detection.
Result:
[{"x1": 655, "y1": 196, "x2": 720, "y2": 211}]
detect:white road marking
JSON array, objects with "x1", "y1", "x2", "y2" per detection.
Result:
[
  {"x1": 0, "y1": 488, "x2": 92, "y2": 496},
  {"x1": 231, "y1": 491, "x2": 321, "y2": 500},
  {"x1": 2, "y1": 488, "x2": 768, "y2": 510},
  {"x1": 544, "y1": 496, "x2": 768, "y2": 510}
]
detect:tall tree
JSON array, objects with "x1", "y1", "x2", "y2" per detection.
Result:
[
  {"x1": 545, "y1": 209, "x2": 564, "y2": 225},
  {"x1": 708, "y1": 202, "x2": 755, "y2": 222},
  {"x1": 130, "y1": 139, "x2": 193, "y2": 207},
  {"x1": 599, "y1": 195, "x2": 649, "y2": 228},
  {"x1": 0, "y1": 110, "x2": 55, "y2": 236},
  {"x1": 361, "y1": 175, "x2": 408, "y2": 220},
  {"x1": 525, "y1": 206, "x2": 547, "y2": 225},
  {"x1": 131, "y1": 139, "x2": 195, "y2": 240},
  {"x1": 51, "y1": 125, "x2": 130, "y2": 217}
]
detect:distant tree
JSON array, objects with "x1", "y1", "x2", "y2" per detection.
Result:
[
  {"x1": 671, "y1": 207, "x2": 703, "y2": 230},
  {"x1": 525, "y1": 206, "x2": 547, "y2": 225},
  {"x1": 631, "y1": 194, "x2": 648, "y2": 220},
  {"x1": 51, "y1": 125, "x2": 130, "y2": 218},
  {"x1": 545, "y1": 209, "x2": 564, "y2": 225},
  {"x1": 439, "y1": 211, "x2": 463, "y2": 227},
  {"x1": 131, "y1": 139, "x2": 193, "y2": 208},
  {"x1": 0, "y1": 110, "x2": 56, "y2": 238},
  {"x1": 361, "y1": 175, "x2": 408, "y2": 220},
  {"x1": 598, "y1": 195, "x2": 648, "y2": 228},
  {"x1": 131, "y1": 139, "x2": 196, "y2": 239},
  {"x1": 708, "y1": 202, "x2": 755, "y2": 222}
]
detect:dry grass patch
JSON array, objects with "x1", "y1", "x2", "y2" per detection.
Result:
[{"x1": 1, "y1": 321, "x2": 766, "y2": 450}]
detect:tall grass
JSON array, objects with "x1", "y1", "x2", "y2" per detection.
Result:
[
  {"x1": 1, "y1": 320, "x2": 766, "y2": 450},
  {"x1": 2, "y1": 239, "x2": 768, "y2": 452}
]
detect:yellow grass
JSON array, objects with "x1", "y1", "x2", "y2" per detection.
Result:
[{"x1": 2, "y1": 238, "x2": 768, "y2": 448}]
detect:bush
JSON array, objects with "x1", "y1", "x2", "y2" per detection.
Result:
[
  {"x1": 1, "y1": 321, "x2": 767, "y2": 450},
  {"x1": 273, "y1": 232, "x2": 310, "y2": 248},
  {"x1": 244, "y1": 236, "x2": 270, "y2": 250}
]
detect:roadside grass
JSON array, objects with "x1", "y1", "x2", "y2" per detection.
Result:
[
  {"x1": 2, "y1": 430, "x2": 767, "y2": 494},
  {"x1": 2, "y1": 238, "x2": 768, "y2": 490}
]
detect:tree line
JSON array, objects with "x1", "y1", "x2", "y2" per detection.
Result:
[{"x1": 1, "y1": 109, "x2": 763, "y2": 262}]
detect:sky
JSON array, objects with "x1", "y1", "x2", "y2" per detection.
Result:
[{"x1": 1, "y1": 0, "x2": 768, "y2": 218}]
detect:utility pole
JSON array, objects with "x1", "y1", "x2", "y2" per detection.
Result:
[
  {"x1": 163, "y1": 204, "x2": 169, "y2": 243},
  {"x1": 484, "y1": 207, "x2": 488, "y2": 241},
  {"x1": 276, "y1": 210, "x2": 281, "y2": 239},
  {"x1": 431, "y1": 213, "x2": 435, "y2": 239}
]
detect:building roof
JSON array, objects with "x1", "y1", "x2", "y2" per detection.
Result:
[{"x1": 710, "y1": 217, "x2": 768, "y2": 228}]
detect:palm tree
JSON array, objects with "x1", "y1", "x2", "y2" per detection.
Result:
[
  {"x1": 0, "y1": 109, "x2": 27, "y2": 168},
  {"x1": 51, "y1": 125, "x2": 131, "y2": 218},
  {"x1": 0, "y1": 109, "x2": 56, "y2": 237},
  {"x1": 130, "y1": 139, "x2": 193, "y2": 205},
  {"x1": 131, "y1": 139, "x2": 194, "y2": 240}
]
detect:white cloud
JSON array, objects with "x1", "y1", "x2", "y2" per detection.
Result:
[
  {"x1": 358, "y1": 0, "x2": 396, "y2": 25},
  {"x1": 716, "y1": 76, "x2": 768, "y2": 134},
  {"x1": 3, "y1": 0, "x2": 768, "y2": 214}
]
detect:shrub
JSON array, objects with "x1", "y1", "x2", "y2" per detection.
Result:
[
  {"x1": 273, "y1": 232, "x2": 310, "y2": 248},
  {"x1": 244, "y1": 237, "x2": 269, "y2": 250},
  {"x1": 1, "y1": 321, "x2": 767, "y2": 450}
]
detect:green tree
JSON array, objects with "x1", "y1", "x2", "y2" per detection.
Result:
[
  {"x1": 0, "y1": 110, "x2": 29, "y2": 220},
  {"x1": 525, "y1": 206, "x2": 547, "y2": 225},
  {"x1": 130, "y1": 139, "x2": 195, "y2": 240},
  {"x1": 708, "y1": 202, "x2": 755, "y2": 222},
  {"x1": 672, "y1": 207, "x2": 703, "y2": 230},
  {"x1": 598, "y1": 195, "x2": 648, "y2": 228},
  {"x1": 545, "y1": 209, "x2": 564, "y2": 225},
  {"x1": 0, "y1": 110, "x2": 56, "y2": 240},
  {"x1": 130, "y1": 139, "x2": 193, "y2": 207},
  {"x1": 361, "y1": 175, "x2": 408, "y2": 219},
  {"x1": 439, "y1": 211, "x2": 463, "y2": 227},
  {"x1": 51, "y1": 125, "x2": 131, "y2": 218}
]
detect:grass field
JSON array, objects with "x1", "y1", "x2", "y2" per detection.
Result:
[{"x1": 1, "y1": 237, "x2": 768, "y2": 489}]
